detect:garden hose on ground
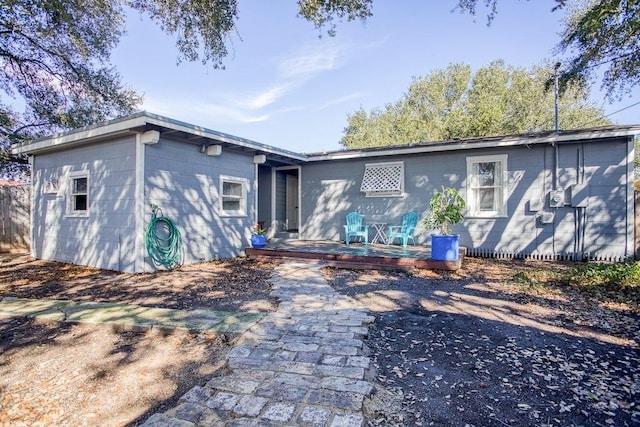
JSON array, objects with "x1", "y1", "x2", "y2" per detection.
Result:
[{"x1": 145, "y1": 208, "x2": 182, "y2": 270}]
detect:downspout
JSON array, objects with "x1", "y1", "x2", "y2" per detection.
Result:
[
  {"x1": 553, "y1": 141, "x2": 559, "y2": 190},
  {"x1": 254, "y1": 163, "x2": 259, "y2": 228},
  {"x1": 134, "y1": 133, "x2": 146, "y2": 273},
  {"x1": 29, "y1": 155, "x2": 35, "y2": 259},
  {"x1": 573, "y1": 148, "x2": 579, "y2": 261},
  {"x1": 579, "y1": 143, "x2": 586, "y2": 259},
  {"x1": 553, "y1": 62, "x2": 561, "y2": 258},
  {"x1": 625, "y1": 136, "x2": 635, "y2": 259}
]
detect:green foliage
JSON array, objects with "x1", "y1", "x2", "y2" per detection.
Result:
[
  {"x1": 341, "y1": 60, "x2": 610, "y2": 148},
  {"x1": 568, "y1": 262, "x2": 640, "y2": 289},
  {"x1": 297, "y1": 0, "x2": 373, "y2": 36},
  {"x1": 1, "y1": 0, "x2": 140, "y2": 178},
  {"x1": 559, "y1": 0, "x2": 640, "y2": 101},
  {"x1": 455, "y1": 0, "x2": 640, "y2": 101},
  {"x1": 511, "y1": 269, "x2": 563, "y2": 289},
  {"x1": 512, "y1": 261, "x2": 640, "y2": 305},
  {"x1": 1, "y1": 0, "x2": 371, "y2": 179},
  {"x1": 423, "y1": 186, "x2": 466, "y2": 235}
]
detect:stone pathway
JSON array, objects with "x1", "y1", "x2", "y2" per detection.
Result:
[{"x1": 142, "y1": 262, "x2": 376, "y2": 426}]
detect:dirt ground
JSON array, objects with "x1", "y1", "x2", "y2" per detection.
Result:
[
  {"x1": 327, "y1": 258, "x2": 640, "y2": 426},
  {"x1": 0, "y1": 254, "x2": 276, "y2": 426},
  {"x1": 1, "y1": 254, "x2": 639, "y2": 426}
]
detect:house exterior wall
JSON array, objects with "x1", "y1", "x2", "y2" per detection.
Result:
[
  {"x1": 143, "y1": 137, "x2": 256, "y2": 271},
  {"x1": 30, "y1": 134, "x2": 259, "y2": 273},
  {"x1": 300, "y1": 136, "x2": 634, "y2": 260},
  {"x1": 31, "y1": 136, "x2": 137, "y2": 271}
]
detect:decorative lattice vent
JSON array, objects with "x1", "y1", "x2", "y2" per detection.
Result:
[{"x1": 360, "y1": 162, "x2": 404, "y2": 196}]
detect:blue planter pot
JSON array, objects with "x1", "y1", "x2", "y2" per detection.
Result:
[
  {"x1": 431, "y1": 234, "x2": 460, "y2": 261},
  {"x1": 251, "y1": 234, "x2": 266, "y2": 248}
]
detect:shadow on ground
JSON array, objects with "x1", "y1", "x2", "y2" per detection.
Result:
[{"x1": 327, "y1": 261, "x2": 640, "y2": 426}]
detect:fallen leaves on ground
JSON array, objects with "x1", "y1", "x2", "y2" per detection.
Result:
[{"x1": 327, "y1": 258, "x2": 640, "y2": 427}]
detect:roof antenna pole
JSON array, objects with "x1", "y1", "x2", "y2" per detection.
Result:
[{"x1": 554, "y1": 62, "x2": 561, "y2": 132}]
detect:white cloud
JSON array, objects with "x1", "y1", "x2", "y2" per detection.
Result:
[
  {"x1": 318, "y1": 92, "x2": 363, "y2": 110},
  {"x1": 235, "y1": 83, "x2": 294, "y2": 109},
  {"x1": 230, "y1": 42, "x2": 348, "y2": 110},
  {"x1": 143, "y1": 97, "x2": 270, "y2": 124},
  {"x1": 144, "y1": 41, "x2": 360, "y2": 126},
  {"x1": 277, "y1": 42, "x2": 344, "y2": 80}
]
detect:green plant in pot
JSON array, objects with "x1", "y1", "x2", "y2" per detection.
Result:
[{"x1": 423, "y1": 186, "x2": 465, "y2": 261}]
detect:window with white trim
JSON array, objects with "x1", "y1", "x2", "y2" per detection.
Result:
[
  {"x1": 466, "y1": 154, "x2": 507, "y2": 217},
  {"x1": 220, "y1": 175, "x2": 248, "y2": 216},
  {"x1": 68, "y1": 171, "x2": 89, "y2": 216},
  {"x1": 360, "y1": 161, "x2": 404, "y2": 197}
]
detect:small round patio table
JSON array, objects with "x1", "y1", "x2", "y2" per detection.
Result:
[{"x1": 371, "y1": 222, "x2": 388, "y2": 244}]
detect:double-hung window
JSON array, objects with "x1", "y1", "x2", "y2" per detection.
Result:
[
  {"x1": 466, "y1": 154, "x2": 507, "y2": 217},
  {"x1": 360, "y1": 161, "x2": 404, "y2": 197},
  {"x1": 68, "y1": 171, "x2": 89, "y2": 216},
  {"x1": 220, "y1": 175, "x2": 248, "y2": 216}
]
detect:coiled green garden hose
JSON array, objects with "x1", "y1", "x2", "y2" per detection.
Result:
[{"x1": 145, "y1": 209, "x2": 182, "y2": 270}]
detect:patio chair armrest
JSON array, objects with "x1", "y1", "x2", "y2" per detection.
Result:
[{"x1": 388, "y1": 226, "x2": 401, "y2": 233}]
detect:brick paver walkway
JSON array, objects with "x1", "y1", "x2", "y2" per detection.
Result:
[{"x1": 142, "y1": 262, "x2": 376, "y2": 426}]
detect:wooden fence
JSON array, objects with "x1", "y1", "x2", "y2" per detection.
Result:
[{"x1": 0, "y1": 185, "x2": 30, "y2": 252}]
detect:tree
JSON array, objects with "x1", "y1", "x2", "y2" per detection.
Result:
[
  {"x1": 455, "y1": 0, "x2": 640, "y2": 101},
  {"x1": 340, "y1": 61, "x2": 610, "y2": 149},
  {"x1": 1, "y1": 0, "x2": 373, "y2": 179}
]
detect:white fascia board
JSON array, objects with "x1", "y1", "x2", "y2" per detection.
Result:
[
  {"x1": 308, "y1": 128, "x2": 640, "y2": 161},
  {"x1": 143, "y1": 114, "x2": 308, "y2": 161},
  {"x1": 11, "y1": 116, "x2": 148, "y2": 155},
  {"x1": 12, "y1": 111, "x2": 309, "y2": 162}
]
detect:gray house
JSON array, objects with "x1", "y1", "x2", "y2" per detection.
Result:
[{"x1": 12, "y1": 112, "x2": 639, "y2": 272}]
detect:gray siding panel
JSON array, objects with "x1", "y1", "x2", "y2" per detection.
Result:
[
  {"x1": 143, "y1": 138, "x2": 255, "y2": 270},
  {"x1": 300, "y1": 138, "x2": 633, "y2": 259},
  {"x1": 31, "y1": 136, "x2": 137, "y2": 271}
]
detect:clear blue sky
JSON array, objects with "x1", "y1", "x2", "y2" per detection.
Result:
[{"x1": 112, "y1": 0, "x2": 639, "y2": 154}]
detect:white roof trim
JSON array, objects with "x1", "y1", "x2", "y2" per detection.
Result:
[
  {"x1": 307, "y1": 128, "x2": 640, "y2": 161},
  {"x1": 11, "y1": 112, "x2": 308, "y2": 161},
  {"x1": 12, "y1": 112, "x2": 639, "y2": 162}
]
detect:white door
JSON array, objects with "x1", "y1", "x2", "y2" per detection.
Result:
[{"x1": 286, "y1": 174, "x2": 299, "y2": 230}]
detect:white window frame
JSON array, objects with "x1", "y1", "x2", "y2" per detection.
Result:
[
  {"x1": 360, "y1": 161, "x2": 405, "y2": 197},
  {"x1": 67, "y1": 170, "x2": 90, "y2": 217},
  {"x1": 219, "y1": 175, "x2": 248, "y2": 217},
  {"x1": 466, "y1": 154, "x2": 508, "y2": 218}
]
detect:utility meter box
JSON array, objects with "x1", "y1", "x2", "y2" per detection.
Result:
[
  {"x1": 539, "y1": 211, "x2": 555, "y2": 224},
  {"x1": 549, "y1": 190, "x2": 565, "y2": 208}
]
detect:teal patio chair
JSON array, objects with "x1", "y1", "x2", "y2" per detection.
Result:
[
  {"x1": 344, "y1": 212, "x2": 369, "y2": 245},
  {"x1": 387, "y1": 212, "x2": 419, "y2": 248}
]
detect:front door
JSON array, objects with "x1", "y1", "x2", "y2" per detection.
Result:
[{"x1": 286, "y1": 174, "x2": 299, "y2": 231}]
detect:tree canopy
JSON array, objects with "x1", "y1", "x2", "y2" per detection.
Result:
[
  {"x1": 456, "y1": 0, "x2": 640, "y2": 101},
  {"x1": 0, "y1": 0, "x2": 372, "y2": 179},
  {"x1": 340, "y1": 61, "x2": 610, "y2": 149},
  {"x1": 2, "y1": 0, "x2": 636, "y2": 178}
]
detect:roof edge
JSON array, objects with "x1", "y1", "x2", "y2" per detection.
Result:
[
  {"x1": 307, "y1": 126, "x2": 640, "y2": 161},
  {"x1": 11, "y1": 111, "x2": 309, "y2": 162}
]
